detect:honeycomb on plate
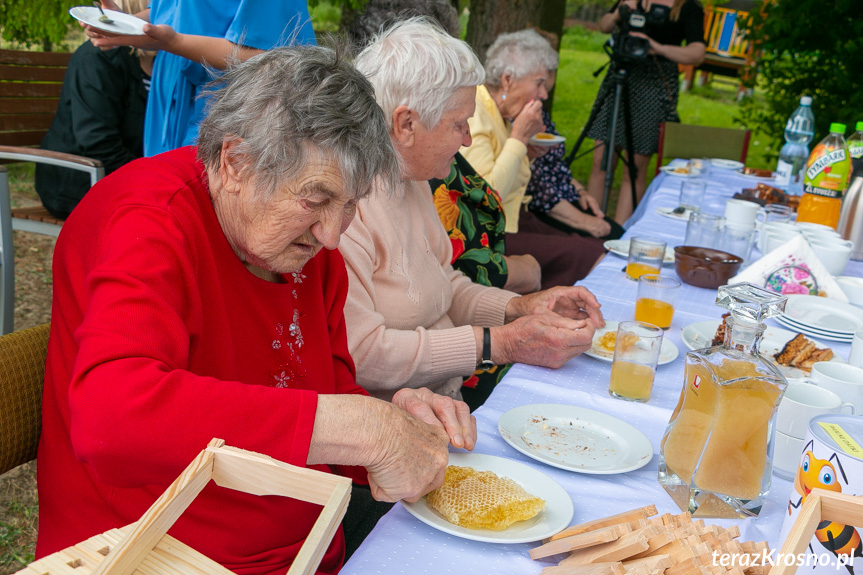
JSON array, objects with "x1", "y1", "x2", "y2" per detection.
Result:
[{"x1": 425, "y1": 465, "x2": 545, "y2": 530}]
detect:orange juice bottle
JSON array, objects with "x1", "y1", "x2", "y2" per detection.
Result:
[
  {"x1": 658, "y1": 283, "x2": 788, "y2": 518},
  {"x1": 798, "y1": 123, "x2": 851, "y2": 228}
]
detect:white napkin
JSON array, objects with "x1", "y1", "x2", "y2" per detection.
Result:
[{"x1": 729, "y1": 235, "x2": 849, "y2": 302}]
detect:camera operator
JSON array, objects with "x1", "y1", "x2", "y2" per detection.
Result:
[{"x1": 585, "y1": 0, "x2": 705, "y2": 225}]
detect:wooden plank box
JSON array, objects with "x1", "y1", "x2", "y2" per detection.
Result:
[
  {"x1": 17, "y1": 439, "x2": 352, "y2": 575},
  {"x1": 769, "y1": 488, "x2": 863, "y2": 575}
]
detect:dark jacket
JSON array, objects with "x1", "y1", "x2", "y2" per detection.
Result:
[{"x1": 35, "y1": 41, "x2": 149, "y2": 219}]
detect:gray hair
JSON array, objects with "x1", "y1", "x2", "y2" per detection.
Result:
[
  {"x1": 197, "y1": 44, "x2": 399, "y2": 201},
  {"x1": 354, "y1": 16, "x2": 484, "y2": 131},
  {"x1": 345, "y1": 0, "x2": 461, "y2": 52},
  {"x1": 484, "y1": 29, "x2": 559, "y2": 89}
]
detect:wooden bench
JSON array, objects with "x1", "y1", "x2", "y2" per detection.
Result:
[{"x1": 0, "y1": 48, "x2": 104, "y2": 334}]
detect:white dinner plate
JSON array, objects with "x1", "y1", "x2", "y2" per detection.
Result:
[
  {"x1": 655, "y1": 206, "x2": 693, "y2": 221},
  {"x1": 681, "y1": 319, "x2": 845, "y2": 378},
  {"x1": 69, "y1": 6, "x2": 147, "y2": 35},
  {"x1": 781, "y1": 294, "x2": 863, "y2": 335},
  {"x1": 709, "y1": 158, "x2": 744, "y2": 170},
  {"x1": 774, "y1": 316, "x2": 854, "y2": 343},
  {"x1": 401, "y1": 452, "x2": 573, "y2": 544},
  {"x1": 529, "y1": 133, "x2": 566, "y2": 147},
  {"x1": 603, "y1": 239, "x2": 675, "y2": 265},
  {"x1": 586, "y1": 320, "x2": 679, "y2": 365},
  {"x1": 498, "y1": 404, "x2": 654, "y2": 475}
]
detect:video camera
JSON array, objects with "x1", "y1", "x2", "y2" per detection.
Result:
[{"x1": 608, "y1": 0, "x2": 669, "y2": 63}]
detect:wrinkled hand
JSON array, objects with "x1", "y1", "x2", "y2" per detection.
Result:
[
  {"x1": 85, "y1": 21, "x2": 176, "y2": 52},
  {"x1": 578, "y1": 193, "x2": 604, "y2": 218},
  {"x1": 492, "y1": 314, "x2": 597, "y2": 368},
  {"x1": 393, "y1": 387, "x2": 476, "y2": 451},
  {"x1": 527, "y1": 143, "x2": 551, "y2": 161},
  {"x1": 510, "y1": 99, "x2": 545, "y2": 145},
  {"x1": 365, "y1": 403, "x2": 450, "y2": 503},
  {"x1": 505, "y1": 285, "x2": 604, "y2": 328}
]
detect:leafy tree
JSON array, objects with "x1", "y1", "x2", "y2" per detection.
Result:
[
  {"x1": 0, "y1": 0, "x2": 80, "y2": 50},
  {"x1": 739, "y1": 0, "x2": 862, "y2": 157}
]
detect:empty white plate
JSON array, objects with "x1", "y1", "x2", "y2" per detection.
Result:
[{"x1": 498, "y1": 404, "x2": 654, "y2": 475}]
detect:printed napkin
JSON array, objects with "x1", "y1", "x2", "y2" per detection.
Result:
[{"x1": 729, "y1": 235, "x2": 849, "y2": 302}]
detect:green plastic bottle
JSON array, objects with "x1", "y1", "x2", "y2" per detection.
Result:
[{"x1": 798, "y1": 123, "x2": 851, "y2": 228}]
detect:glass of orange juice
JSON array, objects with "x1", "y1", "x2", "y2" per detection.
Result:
[
  {"x1": 626, "y1": 237, "x2": 667, "y2": 281},
  {"x1": 635, "y1": 274, "x2": 681, "y2": 329},
  {"x1": 608, "y1": 321, "x2": 664, "y2": 402}
]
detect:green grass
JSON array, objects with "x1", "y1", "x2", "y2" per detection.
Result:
[{"x1": 552, "y1": 26, "x2": 774, "y2": 196}]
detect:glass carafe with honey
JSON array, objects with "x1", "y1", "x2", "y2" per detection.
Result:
[{"x1": 658, "y1": 283, "x2": 788, "y2": 518}]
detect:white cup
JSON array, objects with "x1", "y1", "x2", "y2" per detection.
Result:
[
  {"x1": 807, "y1": 238, "x2": 853, "y2": 276},
  {"x1": 796, "y1": 222, "x2": 836, "y2": 233},
  {"x1": 772, "y1": 430, "x2": 806, "y2": 481},
  {"x1": 776, "y1": 381, "x2": 855, "y2": 438},
  {"x1": 761, "y1": 228, "x2": 802, "y2": 254},
  {"x1": 803, "y1": 362, "x2": 863, "y2": 413},
  {"x1": 724, "y1": 199, "x2": 761, "y2": 227},
  {"x1": 850, "y1": 330, "x2": 863, "y2": 368},
  {"x1": 837, "y1": 278, "x2": 863, "y2": 308}
]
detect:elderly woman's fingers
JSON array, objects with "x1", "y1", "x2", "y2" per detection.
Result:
[
  {"x1": 494, "y1": 315, "x2": 596, "y2": 368},
  {"x1": 392, "y1": 388, "x2": 476, "y2": 450},
  {"x1": 364, "y1": 404, "x2": 450, "y2": 502}
]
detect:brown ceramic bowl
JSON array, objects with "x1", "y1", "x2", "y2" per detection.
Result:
[{"x1": 674, "y1": 246, "x2": 744, "y2": 289}]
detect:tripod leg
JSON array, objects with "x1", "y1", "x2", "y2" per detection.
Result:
[
  {"x1": 601, "y1": 70, "x2": 627, "y2": 214},
  {"x1": 565, "y1": 77, "x2": 613, "y2": 168},
  {"x1": 621, "y1": 75, "x2": 639, "y2": 214}
]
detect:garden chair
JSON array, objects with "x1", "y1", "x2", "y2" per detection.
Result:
[
  {"x1": 0, "y1": 47, "x2": 104, "y2": 334},
  {"x1": 0, "y1": 322, "x2": 49, "y2": 476},
  {"x1": 655, "y1": 122, "x2": 751, "y2": 176}
]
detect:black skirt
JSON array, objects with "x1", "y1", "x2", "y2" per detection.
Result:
[{"x1": 585, "y1": 56, "x2": 680, "y2": 156}]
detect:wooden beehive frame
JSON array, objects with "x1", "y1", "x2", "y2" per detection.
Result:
[
  {"x1": 768, "y1": 488, "x2": 863, "y2": 575},
  {"x1": 19, "y1": 438, "x2": 352, "y2": 575}
]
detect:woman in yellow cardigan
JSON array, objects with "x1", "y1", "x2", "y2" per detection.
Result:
[{"x1": 461, "y1": 29, "x2": 606, "y2": 289}]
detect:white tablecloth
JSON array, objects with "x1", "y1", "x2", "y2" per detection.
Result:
[{"x1": 343, "y1": 166, "x2": 863, "y2": 575}]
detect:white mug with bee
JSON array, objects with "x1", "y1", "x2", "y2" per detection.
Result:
[{"x1": 778, "y1": 414, "x2": 863, "y2": 574}]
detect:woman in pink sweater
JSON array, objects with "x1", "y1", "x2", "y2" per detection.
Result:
[
  {"x1": 342, "y1": 18, "x2": 606, "y2": 411},
  {"x1": 37, "y1": 45, "x2": 474, "y2": 574}
]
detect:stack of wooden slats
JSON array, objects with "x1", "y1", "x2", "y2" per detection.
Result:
[{"x1": 530, "y1": 505, "x2": 770, "y2": 575}]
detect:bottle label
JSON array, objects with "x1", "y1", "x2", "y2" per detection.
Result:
[
  {"x1": 850, "y1": 144, "x2": 863, "y2": 160},
  {"x1": 775, "y1": 159, "x2": 793, "y2": 186},
  {"x1": 804, "y1": 148, "x2": 849, "y2": 198}
]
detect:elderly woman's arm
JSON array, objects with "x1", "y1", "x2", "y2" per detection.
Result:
[{"x1": 461, "y1": 106, "x2": 529, "y2": 203}]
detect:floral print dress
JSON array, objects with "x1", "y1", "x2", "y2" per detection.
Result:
[{"x1": 429, "y1": 152, "x2": 511, "y2": 408}]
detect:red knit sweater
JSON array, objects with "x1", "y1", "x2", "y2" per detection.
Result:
[{"x1": 36, "y1": 147, "x2": 366, "y2": 574}]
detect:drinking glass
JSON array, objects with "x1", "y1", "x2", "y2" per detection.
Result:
[
  {"x1": 635, "y1": 274, "x2": 681, "y2": 329},
  {"x1": 718, "y1": 223, "x2": 756, "y2": 263},
  {"x1": 684, "y1": 212, "x2": 724, "y2": 248},
  {"x1": 608, "y1": 321, "x2": 664, "y2": 402},
  {"x1": 679, "y1": 180, "x2": 707, "y2": 211},
  {"x1": 626, "y1": 237, "x2": 667, "y2": 281}
]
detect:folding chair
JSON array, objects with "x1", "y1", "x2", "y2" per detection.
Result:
[{"x1": 655, "y1": 122, "x2": 751, "y2": 176}]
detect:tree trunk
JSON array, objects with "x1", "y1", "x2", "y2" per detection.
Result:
[
  {"x1": 466, "y1": 0, "x2": 545, "y2": 63},
  {"x1": 465, "y1": 0, "x2": 567, "y2": 105}
]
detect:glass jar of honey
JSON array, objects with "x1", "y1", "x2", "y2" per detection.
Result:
[{"x1": 658, "y1": 283, "x2": 788, "y2": 518}]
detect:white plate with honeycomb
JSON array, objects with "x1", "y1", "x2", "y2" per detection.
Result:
[
  {"x1": 498, "y1": 404, "x2": 654, "y2": 475},
  {"x1": 586, "y1": 320, "x2": 679, "y2": 365},
  {"x1": 402, "y1": 452, "x2": 573, "y2": 543}
]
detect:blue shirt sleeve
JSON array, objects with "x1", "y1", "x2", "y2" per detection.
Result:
[{"x1": 225, "y1": 0, "x2": 317, "y2": 49}]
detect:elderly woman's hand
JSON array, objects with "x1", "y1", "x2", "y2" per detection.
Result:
[
  {"x1": 393, "y1": 387, "x2": 476, "y2": 451},
  {"x1": 504, "y1": 285, "x2": 605, "y2": 327},
  {"x1": 364, "y1": 404, "x2": 451, "y2": 503},
  {"x1": 490, "y1": 314, "x2": 597, "y2": 368},
  {"x1": 510, "y1": 99, "x2": 545, "y2": 145}
]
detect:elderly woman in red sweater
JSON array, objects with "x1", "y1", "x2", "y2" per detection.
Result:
[{"x1": 36, "y1": 45, "x2": 474, "y2": 575}]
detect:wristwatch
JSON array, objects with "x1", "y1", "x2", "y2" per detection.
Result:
[{"x1": 478, "y1": 327, "x2": 495, "y2": 371}]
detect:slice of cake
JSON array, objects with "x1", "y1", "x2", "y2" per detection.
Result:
[{"x1": 773, "y1": 333, "x2": 833, "y2": 373}]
